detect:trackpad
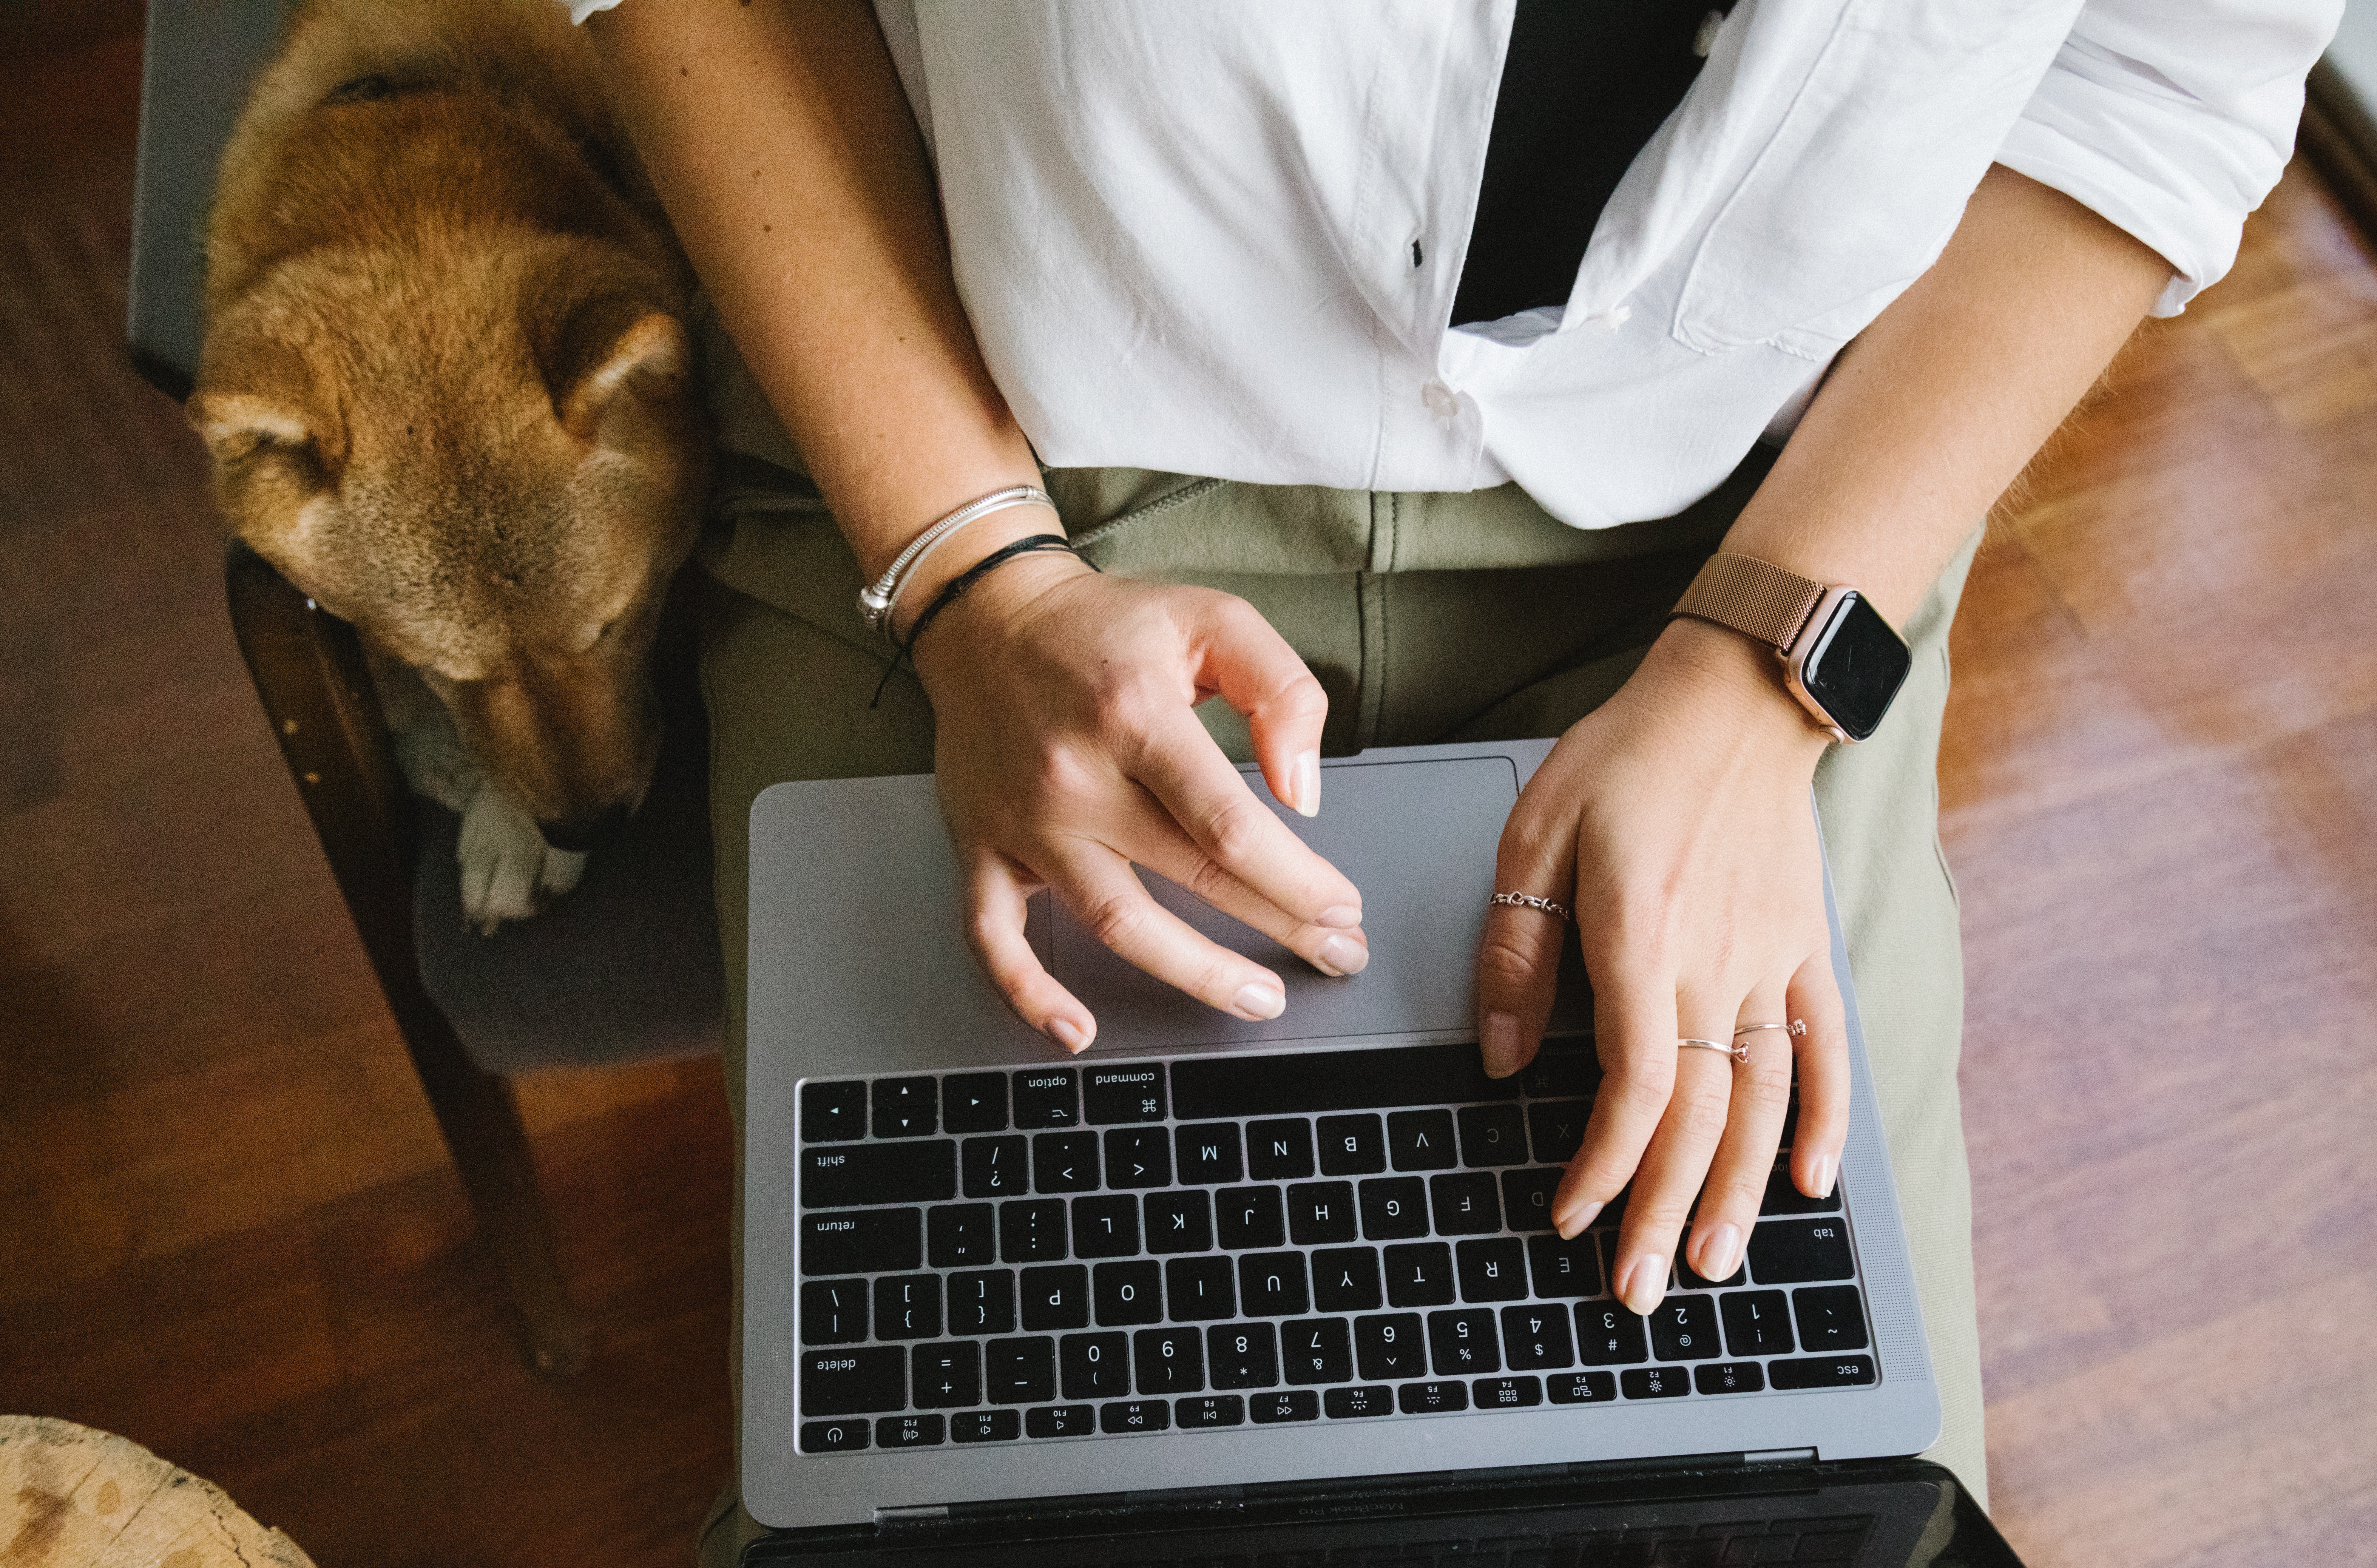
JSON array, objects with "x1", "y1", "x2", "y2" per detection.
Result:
[{"x1": 1048, "y1": 756, "x2": 1517, "y2": 1052}]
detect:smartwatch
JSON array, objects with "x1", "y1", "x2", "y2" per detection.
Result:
[{"x1": 1670, "y1": 552, "x2": 1912, "y2": 743}]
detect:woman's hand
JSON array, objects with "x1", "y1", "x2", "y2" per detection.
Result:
[
  {"x1": 912, "y1": 552, "x2": 1369, "y2": 1052},
  {"x1": 1475, "y1": 618, "x2": 1848, "y2": 1318}
]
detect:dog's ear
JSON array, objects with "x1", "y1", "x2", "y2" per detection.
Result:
[
  {"x1": 187, "y1": 325, "x2": 348, "y2": 481},
  {"x1": 540, "y1": 292, "x2": 688, "y2": 446}
]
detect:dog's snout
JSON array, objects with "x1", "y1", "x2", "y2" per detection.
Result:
[{"x1": 539, "y1": 803, "x2": 634, "y2": 853}]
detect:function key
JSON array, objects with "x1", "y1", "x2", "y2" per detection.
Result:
[
  {"x1": 1768, "y1": 1353, "x2": 1876, "y2": 1390},
  {"x1": 1456, "y1": 1104, "x2": 1529, "y2": 1167},
  {"x1": 1693, "y1": 1361, "x2": 1766, "y2": 1396},
  {"x1": 1100, "y1": 1399, "x2": 1172, "y2": 1434},
  {"x1": 1386, "y1": 1109, "x2": 1457, "y2": 1171},
  {"x1": 1323, "y1": 1384, "x2": 1393, "y2": 1419},
  {"x1": 1546, "y1": 1370, "x2": 1617, "y2": 1404},
  {"x1": 1250, "y1": 1389, "x2": 1320, "y2": 1423},
  {"x1": 1397, "y1": 1379, "x2": 1469, "y2": 1415},
  {"x1": 1175, "y1": 1122, "x2": 1244, "y2": 1184},
  {"x1": 1473, "y1": 1375, "x2": 1544, "y2": 1409},
  {"x1": 1619, "y1": 1366, "x2": 1691, "y2": 1400},
  {"x1": 799, "y1": 1418, "x2": 870, "y2": 1453},
  {"x1": 1317, "y1": 1113, "x2": 1387, "y2": 1175},
  {"x1": 876, "y1": 1414, "x2": 944, "y2": 1448},
  {"x1": 872, "y1": 1077, "x2": 937, "y2": 1138},
  {"x1": 1247, "y1": 1118, "x2": 1316, "y2": 1180},
  {"x1": 1024, "y1": 1403, "x2": 1096, "y2": 1438},
  {"x1": 1084, "y1": 1063, "x2": 1168, "y2": 1123},
  {"x1": 1011, "y1": 1068, "x2": 1081, "y2": 1128},
  {"x1": 944, "y1": 1073, "x2": 1009, "y2": 1134},
  {"x1": 1175, "y1": 1394, "x2": 1246, "y2": 1429},
  {"x1": 800, "y1": 1080, "x2": 867, "y2": 1143},
  {"x1": 952, "y1": 1409, "x2": 1022, "y2": 1443}
]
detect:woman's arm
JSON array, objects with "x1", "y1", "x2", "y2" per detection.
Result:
[{"x1": 1479, "y1": 165, "x2": 2174, "y2": 1316}]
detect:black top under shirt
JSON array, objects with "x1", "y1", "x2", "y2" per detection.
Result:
[{"x1": 1450, "y1": 0, "x2": 1728, "y2": 328}]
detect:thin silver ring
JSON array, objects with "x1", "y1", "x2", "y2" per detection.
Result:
[
  {"x1": 1678, "y1": 1037, "x2": 1750, "y2": 1065},
  {"x1": 1732, "y1": 1020, "x2": 1807, "y2": 1039},
  {"x1": 1489, "y1": 892, "x2": 1573, "y2": 923}
]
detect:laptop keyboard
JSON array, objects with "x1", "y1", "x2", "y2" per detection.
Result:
[{"x1": 793, "y1": 1043, "x2": 1875, "y2": 1455}]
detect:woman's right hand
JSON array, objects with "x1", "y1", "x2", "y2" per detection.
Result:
[{"x1": 909, "y1": 550, "x2": 1369, "y2": 1052}]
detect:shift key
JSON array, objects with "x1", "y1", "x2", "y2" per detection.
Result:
[
  {"x1": 803, "y1": 1141, "x2": 957, "y2": 1208},
  {"x1": 802, "y1": 1208, "x2": 922, "y2": 1275}
]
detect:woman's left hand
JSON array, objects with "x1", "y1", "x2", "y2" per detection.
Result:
[{"x1": 1474, "y1": 617, "x2": 1850, "y2": 1318}]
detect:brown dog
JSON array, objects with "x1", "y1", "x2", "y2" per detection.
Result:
[{"x1": 190, "y1": 0, "x2": 708, "y2": 930}]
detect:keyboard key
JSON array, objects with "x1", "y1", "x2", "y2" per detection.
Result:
[
  {"x1": 1426, "y1": 1309, "x2": 1500, "y2": 1375},
  {"x1": 1025, "y1": 1403, "x2": 1096, "y2": 1437},
  {"x1": 1093, "y1": 1260, "x2": 1162, "y2": 1325},
  {"x1": 1166, "y1": 1255, "x2": 1238, "y2": 1320},
  {"x1": 1145, "y1": 1190, "x2": 1215, "y2": 1253},
  {"x1": 1358, "y1": 1177, "x2": 1429, "y2": 1240},
  {"x1": 801, "y1": 1346, "x2": 905, "y2": 1415},
  {"x1": 801, "y1": 1208, "x2": 920, "y2": 1275},
  {"x1": 1281, "y1": 1317, "x2": 1353, "y2": 1384},
  {"x1": 1457, "y1": 1104, "x2": 1529, "y2": 1167},
  {"x1": 1748, "y1": 1218, "x2": 1854, "y2": 1284},
  {"x1": 1456, "y1": 1237, "x2": 1528, "y2": 1303},
  {"x1": 1720, "y1": 1290, "x2": 1794, "y2": 1357},
  {"x1": 943, "y1": 1073, "x2": 1009, "y2": 1134},
  {"x1": 952, "y1": 1409, "x2": 1021, "y2": 1442},
  {"x1": 1473, "y1": 1375, "x2": 1544, "y2": 1409},
  {"x1": 1761, "y1": 1160, "x2": 1841, "y2": 1216},
  {"x1": 1238, "y1": 1251, "x2": 1310, "y2": 1317},
  {"x1": 1135, "y1": 1326, "x2": 1207, "y2": 1394},
  {"x1": 1176, "y1": 1394, "x2": 1247, "y2": 1428},
  {"x1": 1317, "y1": 1113, "x2": 1388, "y2": 1175},
  {"x1": 1071, "y1": 1195, "x2": 1141, "y2": 1258},
  {"x1": 1310, "y1": 1246, "x2": 1383, "y2": 1312},
  {"x1": 1693, "y1": 1361, "x2": 1766, "y2": 1396},
  {"x1": 962, "y1": 1136, "x2": 1029, "y2": 1199},
  {"x1": 874, "y1": 1274, "x2": 941, "y2": 1340},
  {"x1": 1383, "y1": 1242, "x2": 1456, "y2": 1307},
  {"x1": 947, "y1": 1269, "x2": 1016, "y2": 1335},
  {"x1": 1019, "y1": 1264, "x2": 1089, "y2": 1331},
  {"x1": 1677, "y1": 1242, "x2": 1747, "y2": 1290},
  {"x1": 1251, "y1": 1389, "x2": 1320, "y2": 1423},
  {"x1": 1323, "y1": 1385, "x2": 1394, "y2": 1419},
  {"x1": 872, "y1": 1077, "x2": 937, "y2": 1138},
  {"x1": 1499, "y1": 1304, "x2": 1575, "y2": 1370},
  {"x1": 1768, "y1": 1354, "x2": 1876, "y2": 1389},
  {"x1": 1648, "y1": 1293, "x2": 1721, "y2": 1361},
  {"x1": 1207, "y1": 1322, "x2": 1279, "y2": 1389},
  {"x1": 1059, "y1": 1332, "x2": 1130, "y2": 1400},
  {"x1": 1620, "y1": 1366, "x2": 1690, "y2": 1400},
  {"x1": 999, "y1": 1200, "x2": 1068, "y2": 1262},
  {"x1": 1084, "y1": 1063, "x2": 1168, "y2": 1124},
  {"x1": 1246, "y1": 1118, "x2": 1315, "y2": 1179},
  {"x1": 985, "y1": 1336, "x2": 1057, "y2": 1404},
  {"x1": 1032, "y1": 1131, "x2": 1101, "y2": 1193},
  {"x1": 1429, "y1": 1172, "x2": 1502, "y2": 1235},
  {"x1": 1575, "y1": 1303, "x2": 1650, "y2": 1365},
  {"x1": 1011, "y1": 1069, "x2": 1079, "y2": 1128},
  {"x1": 800, "y1": 1419, "x2": 869, "y2": 1452},
  {"x1": 1287, "y1": 1182, "x2": 1358, "y2": 1244},
  {"x1": 1525, "y1": 1101, "x2": 1590, "y2": 1164},
  {"x1": 1386, "y1": 1108, "x2": 1458, "y2": 1171},
  {"x1": 1546, "y1": 1370, "x2": 1618, "y2": 1404},
  {"x1": 1175, "y1": 1122, "x2": 1244, "y2": 1184},
  {"x1": 1501, "y1": 1169, "x2": 1561, "y2": 1233},
  {"x1": 1792, "y1": 1286, "x2": 1869, "y2": 1353},
  {"x1": 1105, "y1": 1127, "x2": 1173, "y2": 1188},
  {"x1": 876, "y1": 1414, "x2": 944, "y2": 1449},
  {"x1": 912, "y1": 1341, "x2": 981, "y2": 1407},
  {"x1": 1100, "y1": 1399, "x2": 1170, "y2": 1434},
  {"x1": 1398, "y1": 1379, "x2": 1469, "y2": 1414},
  {"x1": 1216, "y1": 1185, "x2": 1286, "y2": 1250},
  {"x1": 1525, "y1": 1233, "x2": 1602, "y2": 1298},
  {"x1": 927, "y1": 1203, "x2": 997, "y2": 1268},
  {"x1": 800, "y1": 1279, "x2": 867, "y2": 1344},
  {"x1": 1353, "y1": 1313, "x2": 1427, "y2": 1380},
  {"x1": 801, "y1": 1142, "x2": 956, "y2": 1208},
  {"x1": 1516, "y1": 1049, "x2": 1599, "y2": 1099},
  {"x1": 800, "y1": 1080, "x2": 866, "y2": 1143}
]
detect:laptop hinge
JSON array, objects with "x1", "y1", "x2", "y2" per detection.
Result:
[
  {"x1": 873, "y1": 1505, "x2": 951, "y2": 1526},
  {"x1": 1742, "y1": 1448, "x2": 1818, "y2": 1466}
]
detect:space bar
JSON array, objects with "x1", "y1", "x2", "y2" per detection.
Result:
[{"x1": 1168, "y1": 1042, "x2": 1517, "y2": 1119}]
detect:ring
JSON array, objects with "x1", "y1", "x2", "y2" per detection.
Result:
[
  {"x1": 1489, "y1": 892, "x2": 1573, "y2": 923},
  {"x1": 1678, "y1": 1037, "x2": 1750, "y2": 1065},
  {"x1": 1732, "y1": 1020, "x2": 1807, "y2": 1039}
]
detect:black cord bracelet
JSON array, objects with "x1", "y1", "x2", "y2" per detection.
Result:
[{"x1": 868, "y1": 533, "x2": 1093, "y2": 707}]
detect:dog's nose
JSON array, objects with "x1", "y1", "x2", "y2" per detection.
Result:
[{"x1": 539, "y1": 804, "x2": 634, "y2": 853}]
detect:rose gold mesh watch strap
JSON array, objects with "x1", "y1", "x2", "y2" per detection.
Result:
[{"x1": 1670, "y1": 552, "x2": 1828, "y2": 653}]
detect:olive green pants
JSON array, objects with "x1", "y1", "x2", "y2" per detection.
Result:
[{"x1": 692, "y1": 349, "x2": 1986, "y2": 1565}]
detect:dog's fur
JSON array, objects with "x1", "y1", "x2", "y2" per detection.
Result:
[{"x1": 191, "y1": 0, "x2": 708, "y2": 931}]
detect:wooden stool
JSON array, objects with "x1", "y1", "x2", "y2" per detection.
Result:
[{"x1": 0, "y1": 1417, "x2": 315, "y2": 1567}]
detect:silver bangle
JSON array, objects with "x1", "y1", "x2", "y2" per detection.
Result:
[{"x1": 857, "y1": 486, "x2": 1056, "y2": 638}]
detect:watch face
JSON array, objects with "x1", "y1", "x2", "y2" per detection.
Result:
[{"x1": 1801, "y1": 593, "x2": 1912, "y2": 741}]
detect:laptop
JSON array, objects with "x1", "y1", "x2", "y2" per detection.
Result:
[{"x1": 739, "y1": 739, "x2": 2025, "y2": 1565}]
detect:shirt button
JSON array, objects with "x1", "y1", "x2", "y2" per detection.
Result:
[{"x1": 1422, "y1": 382, "x2": 1460, "y2": 418}]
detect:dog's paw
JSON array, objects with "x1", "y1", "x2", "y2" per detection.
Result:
[{"x1": 457, "y1": 785, "x2": 584, "y2": 933}]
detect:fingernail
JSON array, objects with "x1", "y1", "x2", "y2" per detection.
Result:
[
  {"x1": 1233, "y1": 982, "x2": 1286, "y2": 1020},
  {"x1": 1807, "y1": 1152, "x2": 1838, "y2": 1199},
  {"x1": 1553, "y1": 1198, "x2": 1602, "y2": 1240},
  {"x1": 1315, "y1": 934, "x2": 1368, "y2": 977},
  {"x1": 1293, "y1": 750, "x2": 1320, "y2": 817},
  {"x1": 1315, "y1": 904, "x2": 1361, "y2": 929},
  {"x1": 1620, "y1": 1255, "x2": 1669, "y2": 1315},
  {"x1": 1045, "y1": 1016, "x2": 1090, "y2": 1053},
  {"x1": 1696, "y1": 1222, "x2": 1742, "y2": 1282},
  {"x1": 1480, "y1": 1011, "x2": 1522, "y2": 1078}
]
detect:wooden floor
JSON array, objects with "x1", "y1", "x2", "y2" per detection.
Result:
[{"x1": 2, "y1": 13, "x2": 2371, "y2": 1567}]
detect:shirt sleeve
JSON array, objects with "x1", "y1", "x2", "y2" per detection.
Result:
[{"x1": 1996, "y1": 0, "x2": 2343, "y2": 316}]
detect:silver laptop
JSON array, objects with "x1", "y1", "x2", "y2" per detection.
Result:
[{"x1": 740, "y1": 739, "x2": 1970, "y2": 1559}]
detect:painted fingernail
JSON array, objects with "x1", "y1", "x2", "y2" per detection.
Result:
[
  {"x1": 1046, "y1": 1016, "x2": 1090, "y2": 1053},
  {"x1": 1620, "y1": 1255, "x2": 1669, "y2": 1315},
  {"x1": 1293, "y1": 750, "x2": 1321, "y2": 817},
  {"x1": 1316, "y1": 934, "x2": 1368, "y2": 977},
  {"x1": 1480, "y1": 1011, "x2": 1522, "y2": 1078},
  {"x1": 1233, "y1": 982, "x2": 1286, "y2": 1020},
  {"x1": 1807, "y1": 1152, "x2": 1838, "y2": 1199},
  {"x1": 1553, "y1": 1198, "x2": 1602, "y2": 1240},
  {"x1": 1696, "y1": 1222, "x2": 1743, "y2": 1282},
  {"x1": 1315, "y1": 904, "x2": 1361, "y2": 929}
]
